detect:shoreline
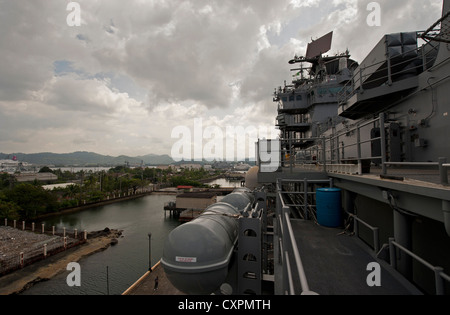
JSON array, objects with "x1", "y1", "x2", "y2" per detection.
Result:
[
  {"x1": 0, "y1": 229, "x2": 122, "y2": 295},
  {"x1": 36, "y1": 192, "x2": 155, "y2": 220}
]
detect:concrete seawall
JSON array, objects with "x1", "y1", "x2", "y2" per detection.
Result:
[{"x1": 0, "y1": 229, "x2": 121, "y2": 295}]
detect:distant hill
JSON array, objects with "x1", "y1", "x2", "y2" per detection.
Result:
[{"x1": 0, "y1": 151, "x2": 175, "y2": 167}]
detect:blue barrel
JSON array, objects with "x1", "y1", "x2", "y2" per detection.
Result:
[{"x1": 316, "y1": 188, "x2": 342, "y2": 228}]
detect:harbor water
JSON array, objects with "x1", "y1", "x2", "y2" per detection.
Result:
[{"x1": 21, "y1": 178, "x2": 241, "y2": 295}]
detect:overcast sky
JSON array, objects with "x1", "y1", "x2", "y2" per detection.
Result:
[{"x1": 0, "y1": 0, "x2": 444, "y2": 159}]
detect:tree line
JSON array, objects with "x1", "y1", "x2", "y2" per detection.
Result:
[{"x1": 0, "y1": 166, "x2": 225, "y2": 221}]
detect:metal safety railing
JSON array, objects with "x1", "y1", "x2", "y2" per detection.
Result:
[
  {"x1": 337, "y1": 34, "x2": 440, "y2": 106},
  {"x1": 1, "y1": 219, "x2": 88, "y2": 276},
  {"x1": 346, "y1": 212, "x2": 380, "y2": 254},
  {"x1": 278, "y1": 114, "x2": 386, "y2": 174},
  {"x1": 276, "y1": 192, "x2": 311, "y2": 295},
  {"x1": 389, "y1": 238, "x2": 450, "y2": 295},
  {"x1": 275, "y1": 113, "x2": 450, "y2": 185},
  {"x1": 275, "y1": 178, "x2": 333, "y2": 295}
]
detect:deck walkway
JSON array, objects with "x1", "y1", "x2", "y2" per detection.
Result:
[{"x1": 288, "y1": 220, "x2": 422, "y2": 295}]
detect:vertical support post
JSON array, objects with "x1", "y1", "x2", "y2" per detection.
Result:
[
  {"x1": 84, "y1": 230, "x2": 87, "y2": 240},
  {"x1": 74, "y1": 229, "x2": 78, "y2": 239},
  {"x1": 289, "y1": 137, "x2": 293, "y2": 174},
  {"x1": 281, "y1": 205, "x2": 290, "y2": 295},
  {"x1": 434, "y1": 267, "x2": 444, "y2": 295},
  {"x1": 19, "y1": 252, "x2": 24, "y2": 268},
  {"x1": 439, "y1": 157, "x2": 448, "y2": 186},
  {"x1": 443, "y1": 200, "x2": 450, "y2": 238},
  {"x1": 380, "y1": 114, "x2": 387, "y2": 175},
  {"x1": 44, "y1": 244, "x2": 47, "y2": 258},
  {"x1": 64, "y1": 237, "x2": 67, "y2": 249},
  {"x1": 356, "y1": 126, "x2": 362, "y2": 174},
  {"x1": 32, "y1": 222, "x2": 35, "y2": 232},
  {"x1": 389, "y1": 238, "x2": 396, "y2": 269},
  {"x1": 13, "y1": 220, "x2": 16, "y2": 229},
  {"x1": 393, "y1": 210, "x2": 413, "y2": 279},
  {"x1": 42, "y1": 224, "x2": 45, "y2": 234},
  {"x1": 4, "y1": 218, "x2": 6, "y2": 226},
  {"x1": 373, "y1": 227, "x2": 380, "y2": 254},
  {"x1": 336, "y1": 135, "x2": 341, "y2": 164},
  {"x1": 22, "y1": 221, "x2": 25, "y2": 231},
  {"x1": 148, "y1": 233, "x2": 152, "y2": 272},
  {"x1": 52, "y1": 226, "x2": 55, "y2": 235},
  {"x1": 355, "y1": 217, "x2": 360, "y2": 237},
  {"x1": 63, "y1": 227, "x2": 66, "y2": 238},
  {"x1": 303, "y1": 178, "x2": 308, "y2": 220},
  {"x1": 322, "y1": 137, "x2": 326, "y2": 172}
]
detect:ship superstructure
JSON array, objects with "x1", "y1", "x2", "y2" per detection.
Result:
[
  {"x1": 160, "y1": 0, "x2": 450, "y2": 296},
  {"x1": 275, "y1": 31, "x2": 358, "y2": 147},
  {"x1": 255, "y1": 0, "x2": 450, "y2": 295}
]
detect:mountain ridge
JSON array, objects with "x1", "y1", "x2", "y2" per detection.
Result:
[{"x1": 0, "y1": 151, "x2": 175, "y2": 166}]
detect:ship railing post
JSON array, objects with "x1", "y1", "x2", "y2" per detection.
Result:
[
  {"x1": 289, "y1": 137, "x2": 293, "y2": 173},
  {"x1": 356, "y1": 126, "x2": 362, "y2": 174},
  {"x1": 304, "y1": 178, "x2": 308, "y2": 220},
  {"x1": 438, "y1": 157, "x2": 448, "y2": 186},
  {"x1": 374, "y1": 228, "x2": 380, "y2": 254},
  {"x1": 380, "y1": 114, "x2": 387, "y2": 175},
  {"x1": 276, "y1": 181, "x2": 282, "y2": 266},
  {"x1": 434, "y1": 266, "x2": 445, "y2": 295},
  {"x1": 389, "y1": 237, "x2": 397, "y2": 270},
  {"x1": 322, "y1": 137, "x2": 326, "y2": 172}
]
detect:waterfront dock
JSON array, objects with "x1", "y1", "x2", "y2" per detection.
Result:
[{"x1": 122, "y1": 261, "x2": 184, "y2": 295}]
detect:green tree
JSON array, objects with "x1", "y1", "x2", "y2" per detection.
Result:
[
  {"x1": 0, "y1": 173, "x2": 15, "y2": 190},
  {"x1": 0, "y1": 200, "x2": 21, "y2": 220},
  {"x1": 38, "y1": 166, "x2": 54, "y2": 173},
  {"x1": 5, "y1": 183, "x2": 58, "y2": 219}
]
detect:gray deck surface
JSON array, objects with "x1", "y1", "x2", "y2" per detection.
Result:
[{"x1": 289, "y1": 220, "x2": 422, "y2": 295}]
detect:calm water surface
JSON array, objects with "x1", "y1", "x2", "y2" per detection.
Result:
[
  {"x1": 22, "y1": 178, "x2": 241, "y2": 295},
  {"x1": 22, "y1": 194, "x2": 178, "y2": 295}
]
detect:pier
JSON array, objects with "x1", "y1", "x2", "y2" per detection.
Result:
[
  {"x1": 163, "y1": 188, "x2": 236, "y2": 220},
  {"x1": 122, "y1": 261, "x2": 184, "y2": 295}
]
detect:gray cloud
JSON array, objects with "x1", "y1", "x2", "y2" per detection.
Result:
[{"x1": 0, "y1": 0, "x2": 444, "y2": 156}]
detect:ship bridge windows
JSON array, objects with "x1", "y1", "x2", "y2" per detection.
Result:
[{"x1": 278, "y1": 92, "x2": 308, "y2": 113}]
